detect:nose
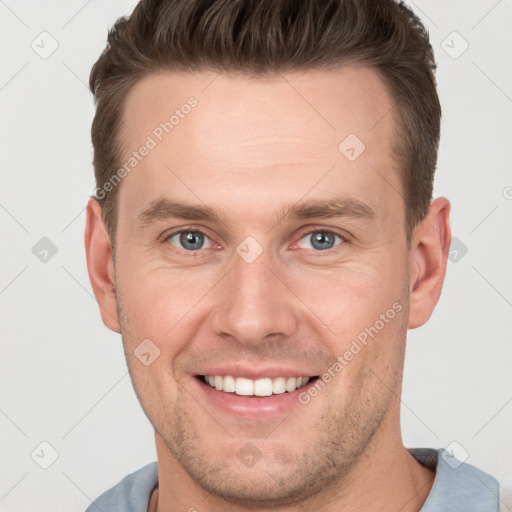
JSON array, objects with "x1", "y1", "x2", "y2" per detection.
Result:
[{"x1": 210, "y1": 244, "x2": 298, "y2": 347}]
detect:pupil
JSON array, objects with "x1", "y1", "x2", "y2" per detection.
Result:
[
  {"x1": 311, "y1": 232, "x2": 334, "y2": 250},
  {"x1": 180, "y1": 231, "x2": 203, "y2": 250}
]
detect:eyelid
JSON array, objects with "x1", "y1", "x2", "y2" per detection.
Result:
[{"x1": 161, "y1": 226, "x2": 212, "y2": 242}]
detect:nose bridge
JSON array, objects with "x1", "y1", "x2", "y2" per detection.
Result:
[{"x1": 212, "y1": 242, "x2": 297, "y2": 345}]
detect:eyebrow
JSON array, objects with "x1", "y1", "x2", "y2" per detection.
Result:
[
  {"x1": 137, "y1": 199, "x2": 225, "y2": 226},
  {"x1": 136, "y1": 196, "x2": 376, "y2": 227},
  {"x1": 282, "y1": 197, "x2": 376, "y2": 223}
]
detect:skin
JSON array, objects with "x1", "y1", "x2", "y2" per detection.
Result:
[{"x1": 85, "y1": 66, "x2": 451, "y2": 512}]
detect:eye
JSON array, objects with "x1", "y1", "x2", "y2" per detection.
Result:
[
  {"x1": 297, "y1": 230, "x2": 344, "y2": 251},
  {"x1": 166, "y1": 230, "x2": 213, "y2": 251}
]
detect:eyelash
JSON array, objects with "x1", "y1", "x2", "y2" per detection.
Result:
[{"x1": 162, "y1": 227, "x2": 347, "y2": 255}]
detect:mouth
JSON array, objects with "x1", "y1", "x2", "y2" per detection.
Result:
[
  {"x1": 192, "y1": 372, "x2": 322, "y2": 418},
  {"x1": 196, "y1": 374, "x2": 317, "y2": 397}
]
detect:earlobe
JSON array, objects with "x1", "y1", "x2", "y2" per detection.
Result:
[
  {"x1": 408, "y1": 197, "x2": 451, "y2": 330},
  {"x1": 84, "y1": 197, "x2": 121, "y2": 333}
]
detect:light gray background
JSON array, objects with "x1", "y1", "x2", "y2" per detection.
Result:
[{"x1": 1, "y1": 1, "x2": 511, "y2": 511}]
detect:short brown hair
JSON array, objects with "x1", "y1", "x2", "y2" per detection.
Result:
[{"x1": 90, "y1": 0, "x2": 441, "y2": 247}]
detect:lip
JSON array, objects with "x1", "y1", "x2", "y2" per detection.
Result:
[{"x1": 191, "y1": 374, "x2": 319, "y2": 418}]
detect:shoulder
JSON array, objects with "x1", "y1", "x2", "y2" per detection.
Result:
[
  {"x1": 409, "y1": 447, "x2": 500, "y2": 512},
  {"x1": 85, "y1": 462, "x2": 158, "y2": 512}
]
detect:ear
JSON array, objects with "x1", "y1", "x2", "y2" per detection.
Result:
[
  {"x1": 408, "y1": 197, "x2": 451, "y2": 329},
  {"x1": 84, "y1": 197, "x2": 121, "y2": 333}
]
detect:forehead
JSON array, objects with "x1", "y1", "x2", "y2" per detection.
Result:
[{"x1": 117, "y1": 67, "x2": 401, "y2": 229}]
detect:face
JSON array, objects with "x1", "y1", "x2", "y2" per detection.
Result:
[{"x1": 111, "y1": 67, "x2": 414, "y2": 505}]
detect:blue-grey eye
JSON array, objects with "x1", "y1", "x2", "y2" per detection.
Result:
[
  {"x1": 168, "y1": 231, "x2": 212, "y2": 251},
  {"x1": 297, "y1": 231, "x2": 343, "y2": 251}
]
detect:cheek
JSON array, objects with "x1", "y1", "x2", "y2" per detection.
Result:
[
  {"x1": 115, "y1": 270, "x2": 197, "y2": 414},
  {"x1": 288, "y1": 255, "x2": 405, "y2": 338},
  {"x1": 116, "y1": 256, "x2": 216, "y2": 342}
]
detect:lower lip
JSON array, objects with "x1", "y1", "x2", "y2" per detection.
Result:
[{"x1": 192, "y1": 376, "x2": 318, "y2": 418}]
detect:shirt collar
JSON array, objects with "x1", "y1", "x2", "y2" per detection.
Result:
[{"x1": 409, "y1": 447, "x2": 499, "y2": 512}]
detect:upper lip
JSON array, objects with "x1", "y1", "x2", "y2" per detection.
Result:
[{"x1": 193, "y1": 363, "x2": 319, "y2": 380}]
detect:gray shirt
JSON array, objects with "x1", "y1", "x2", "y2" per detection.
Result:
[{"x1": 86, "y1": 448, "x2": 500, "y2": 511}]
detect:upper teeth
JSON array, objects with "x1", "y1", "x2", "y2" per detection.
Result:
[{"x1": 204, "y1": 375, "x2": 310, "y2": 396}]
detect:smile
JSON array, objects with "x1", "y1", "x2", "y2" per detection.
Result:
[{"x1": 199, "y1": 375, "x2": 313, "y2": 396}]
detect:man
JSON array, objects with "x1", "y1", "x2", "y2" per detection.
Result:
[{"x1": 84, "y1": 0, "x2": 500, "y2": 510}]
